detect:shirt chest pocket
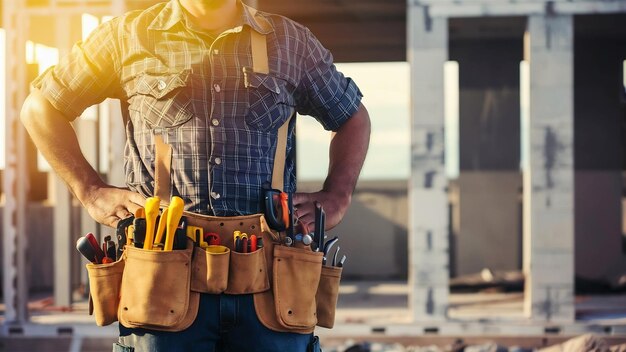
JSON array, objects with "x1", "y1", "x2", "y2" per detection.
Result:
[
  {"x1": 244, "y1": 69, "x2": 295, "y2": 131},
  {"x1": 128, "y1": 70, "x2": 194, "y2": 129}
]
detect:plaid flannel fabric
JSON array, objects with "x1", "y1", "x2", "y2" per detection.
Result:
[{"x1": 33, "y1": 0, "x2": 362, "y2": 215}]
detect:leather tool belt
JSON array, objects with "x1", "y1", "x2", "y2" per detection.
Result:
[{"x1": 86, "y1": 212, "x2": 342, "y2": 333}]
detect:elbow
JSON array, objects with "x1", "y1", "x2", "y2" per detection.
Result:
[
  {"x1": 20, "y1": 89, "x2": 61, "y2": 131},
  {"x1": 348, "y1": 103, "x2": 371, "y2": 137},
  {"x1": 20, "y1": 91, "x2": 44, "y2": 127}
]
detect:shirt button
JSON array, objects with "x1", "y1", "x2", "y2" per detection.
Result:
[
  {"x1": 213, "y1": 49, "x2": 219, "y2": 55},
  {"x1": 275, "y1": 87, "x2": 280, "y2": 94},
  {"x1": 157, "y1": 80, "x2": 167, "y2": 91},
  {"x1": 214, "y1": 157, "x2": 222, "y2": 165},
  {"x1": 213, "y1": 83, "x2": 221, "y2": 93},
  {"x1": 210, "y1": 192, "x2": 221, "y2": 199},
  {"x1": 211, "y1": 119, "x2": 219, "y2": 126}
]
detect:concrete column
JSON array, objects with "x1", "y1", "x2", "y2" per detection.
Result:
[
  {"x1": 53, "y1": 14, "x2": 73, "y2": 308},
  {"x1": 77, "y1": 108, "x2": 99, "y2": 294},
  {"x1": 407, "y1": 4, "x2": 449, "y2": 321},
  {"x1": 104, "y1": 99, "x2": 126, "y2": 187},
  {"x1": 523, "y1": 14, "x2": 575, "y2": 322},
  {"x1": 2, "y1": 0, "x2": 30, "y2": 324}
]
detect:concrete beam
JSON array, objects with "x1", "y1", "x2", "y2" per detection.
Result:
[
  {"x1": 416, "y1": 0, "x2": 626, "y2": 18},
  {"x1": 407, "y1": 4, "x2": 450, "y2": 321},
  {"x1": 523, "y1": 14, "x2": 575, "y2": 322}
]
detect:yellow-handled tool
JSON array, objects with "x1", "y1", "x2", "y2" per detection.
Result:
[
  {"x1": 164, "y1": 196, "x2": 185, "y2": 251},
  {"x1": 143, "y1": 196, "x2": 161, "y2": 250},
  {"x1": 187, "y1": 226, "x2": 206, "y2": 247},
  {"x1": 153, "y1": 207, "x2": 168, "y2": 248}
]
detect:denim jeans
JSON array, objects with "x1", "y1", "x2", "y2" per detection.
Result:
[{"x1": 113, "y1": 293, "x2": 320, "y2": 352}]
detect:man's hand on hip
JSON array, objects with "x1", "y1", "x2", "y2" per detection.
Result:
[
  {"x1": 80, "y1": 184, "x2": 145, "y2": 228},
  {"x1": 292, "y1": 190, "x2": 351, "y2": 233}
]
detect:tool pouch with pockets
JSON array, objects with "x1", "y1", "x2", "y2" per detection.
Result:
[
  {"x1": 315, "y1": 266, "x2": 343, "y2": 328},
  {"x1": 86, "y1": 259, "x2": 125, "y2": 326},
  {"x1": 272, "y1": 245, "x2": 323, "y2": 330},
  {"x1": 190, "y1": 245, "x2": 230, "y2": 294},
  {"x1": 226, "y1": 246, "x2": 270, "y2": 294},
  {"x1": 118, "y1": 240, "x2": 199, "y2": 332},
  {"x1": 186, "y1": 213, "x2": 273, "y2": 296}
]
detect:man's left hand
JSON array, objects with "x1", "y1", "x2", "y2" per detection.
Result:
[{"x1": 292, "y1": 190, "x2": 351, "y2": 233}]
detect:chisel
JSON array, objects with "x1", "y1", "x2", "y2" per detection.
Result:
[{"x1": 164, "y1": 196, "x2": 185, "y2": 251}]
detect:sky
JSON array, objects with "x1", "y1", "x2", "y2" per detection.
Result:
[{"x1": 297, "y1": 62, "x2": 412, "y2": 181}]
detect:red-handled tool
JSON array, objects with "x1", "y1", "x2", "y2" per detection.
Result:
[
  {"x1": 205, "y1": 233, "x2": 221, "y2": 246},
  {"x1": 85, "y1": 233, "x2": 105, "y2": 263},
  {"x1": 76, "y1": 237, "x2": 99, "y2": 263},
  {"x1": 249, "y1": 234, "x2": 258, "y2": 252},
  {"x1": 101, "y1": 243, "x2": 114, "y2": 264}
]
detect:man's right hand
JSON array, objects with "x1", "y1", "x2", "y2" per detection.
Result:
[
  {"x1": 79, "y1": 184, "x2": 145, "y2": 228},
  {"x1": 21, "y1": 90, "x2": 146, "y2": 229}
]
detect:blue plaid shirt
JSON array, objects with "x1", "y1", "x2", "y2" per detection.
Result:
[{"x1": 33, "y1": 0, "x2": 362, "y2": 216}]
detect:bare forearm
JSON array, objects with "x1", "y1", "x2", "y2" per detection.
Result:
[
  {"x1": 20, "y1": 88, "x2": 144, "y2": 227},
  {"x1": 294, "y1": 103, "x2": 371, "y2": 230},
  {"x1": 20, "y1": 88, "x2": 104, "y2": 201},
  {"x1": 323, "y1": 103, "x2": 371, "y2": 203}
]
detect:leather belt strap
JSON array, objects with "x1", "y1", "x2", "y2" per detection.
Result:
[
  {"x1": 251, "y1": 28, "x2": 292, "y2": 192},
  {"x1": 250, "y1": 30, "x2": 269, "y2": 75},
  {"x1": 154, "y1": 134, "x2": 172, "y2": 202}
]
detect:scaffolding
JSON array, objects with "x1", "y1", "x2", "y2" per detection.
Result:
[{"x1": 2, "y1": 0, "x2": 127, "y2": 326}]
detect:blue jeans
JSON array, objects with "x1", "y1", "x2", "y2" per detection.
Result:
[{"x1": 113, "y1": 293, "x2": 320, "y2": 352}]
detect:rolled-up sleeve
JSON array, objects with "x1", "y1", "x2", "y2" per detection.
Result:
[
  {"x1": 31, "y1": 19, "x2": 121, "y2": 121},
  {"x1": 295, "y1": 28, "x2": 363, "y2": 131}
]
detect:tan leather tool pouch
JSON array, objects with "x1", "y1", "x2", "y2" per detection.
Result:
[
  {"x1": 272, "y1": 245, "x2": 323, "y2": 330},
  {"x1": 118, "y1": 241, "x2": 199, "y2": 332},
  {"x1": 315, "y1": 266, "x2": 343, "y2": 328},
  {"x1": 86, "y1": 259, "x2": 125, "y2": 326},
  {"x1": 185, "y1": 212, "x2": 273, "y2": 295},
  {"x1": 190, "y1": 245, "x2": 230, "y2": 294},
  {"x1": 226, "y1": 247, "x2": 270, "y2": 294}
]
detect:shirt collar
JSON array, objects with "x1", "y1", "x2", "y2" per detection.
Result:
[
  {"x1": 147, "y1": 0, "x2": 184, "y2": 31},
  {"x1": 148, "y1": 0, "x2": 273, "y2": 34},
  {"x1": 240, "y1": 2, "x2": 273, "y2": 34}
]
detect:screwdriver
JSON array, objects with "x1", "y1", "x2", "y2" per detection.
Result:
[
  {"x1": 164, "y1": 196, "x2": 185, "y2": 251},
  {"x1": 314, "y1": 201, "x2": 325, "y2": 252},
  {"x1": 143, "y1": 197, "x2": 161, "y2": 250},
  {"x1": 249, "y1": 234, "x2": 258, "y2": 252}
]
